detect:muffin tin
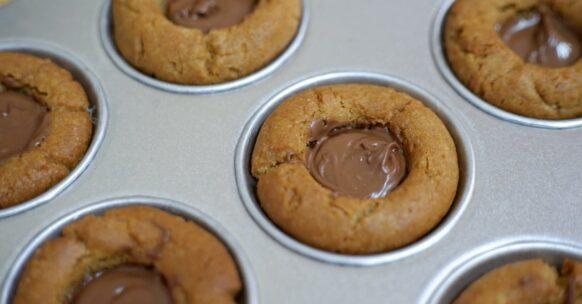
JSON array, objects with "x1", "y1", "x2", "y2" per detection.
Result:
[
  {"x1": 99, "y1": 0, "x2": 309, "y2": 94},
  {"x1": 0, "y1": 196, "x2": 258, "y2": 304},
  {"x1": 0, "y1": 0, "x2": 581, "y2": 303},
  {"x1": 0, "y1": 40, "x2": 108, "y2": 219},
  {"x1": 236, "y1": 71, "x2": 476, "y2": 266},
  {"x1": 421, "y1": 238, "x2": 582, "y2": 303},
  {"x1": 432, "y1": 0, "x2": 582, "y2": 129}
]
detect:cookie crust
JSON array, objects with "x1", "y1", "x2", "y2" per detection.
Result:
[
  {"x1": 454, "y1": 259, "x2": 582, "y2": 304},
  {"x1": 113, "y1": 0, "x2": 302, "y2": 85},
  {"x1": 0, "y1": 52, "x2": 93, "y2": 209},
  {"x1": 445, "y1": 0, "x2": 582, "y2": 119},
  {"x1": 251, "y1": 84, "x2": 459, "y2": 254},
  {"x1": 563, "y1": 259, "x2": 582, "y2": 303},
  {"x1": 13, "y1": 206, "x2": 242, "y2": 304}
]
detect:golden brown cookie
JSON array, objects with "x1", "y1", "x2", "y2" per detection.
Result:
[
  {"x1": 12, "y1": 206, "x2": 242, "y2": 304},
  {"x1": 251, "y1": 84, "x2": 459, "y2": 254},
  {"x1": 453, "y1": 259, "x2": 582, "y2": 304},
  {"x1": 444, "y1": 0, "x2": 582, "y2": 119},
  {"x1": 563, "y1": 259, "x2": 582, "y2": 303},
  {"x1": 113, "y1": 0, "x2": 302, "y2": 85},
  {"x1": 0, "y1": 52, "x2": 93, "y2": 209}
]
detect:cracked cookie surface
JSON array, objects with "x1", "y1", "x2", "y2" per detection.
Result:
[
  {"x1": 0, "y1": 52, "x2": 93, "y2": 209},
  {"x1": 12, "y1": 206, "x2": 242, "y2": 304},
  {"x1": 454, "y1": 259, "x2": 582, "y2": 304},
  {"x1": 113, "y1": 0, "x2": 301, "y2": 85},
  {"x1": 445, "y1": 0, "x2": 582, "y2": 119},
  {"x1": 251, "y1": 84, "x2": 459, "y2": 254}
]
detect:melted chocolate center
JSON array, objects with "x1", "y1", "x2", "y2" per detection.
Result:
[
  {"x1": 307, "y1": 120, "x2": 407, "y2": 199},
  {"x1": 71, "y1": 265, "x2": 173, "y2": 304},
  {"x1": 0, "y1": 89, "x2": 50, "y2": 162},
  {"x1": 167, "y1": 0, "x2": 256, "y2": 32},
  {"x1": 499, "y1": 6, "x2": 581, "y2": 68}
]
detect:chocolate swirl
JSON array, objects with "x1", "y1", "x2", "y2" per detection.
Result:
[
  {"x1": 71, "y1": 265, "x2": 173, "y2": 304},
  {"x1": 306, "y1": 120, "x2": 407, "y2": 199},
  {"x1": 499, "y1": 6, "x2": 581, "y2": 68},
  {"x1": 0, "y1": 90, "x2": 50, "y2": 162},
  {"x1": 167, "y1": 0, "x2": 255, "y2": 32}
]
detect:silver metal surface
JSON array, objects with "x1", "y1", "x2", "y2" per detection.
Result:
[
  {"x1": 432, "y1": 0, "x2": 582, "y2": 129},
  {"x1": 99, "y1": 0, "x2": 310, "y2": 94},
  {"x1": 421, "y1": 238, "x2": 582, "y2": 303},
  {"x1": 0, "y1": 1, "x2": 14, "y2": 9},
  {"x1": 0, "y1": 196, "x2": 258, "y2": 304},
  {"x1": 1, "y1": 0, "x2": 581, "y2": 303},
  {"x1": 0, "y1": 40, "x2": 108, "y2": 219},
  {"x1": 235, "y1": 71, "x2": 476, "y2": 266}
]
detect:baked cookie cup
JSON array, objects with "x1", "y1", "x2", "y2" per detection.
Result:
[
  {"x1": 454, "y1": 259, "x2": 582, "y2": 304},
  {"x1": 445, "y1": 0, "x2": 582, "y2": 120},
  {"x1": 0, "y1": 52, "x2": 92, "y2": 209},
  {"x1": 12, "y1": 206, "x2": 243, "y2": 304},
  {"x1": 251, "y1": 84, "x2": 459, "y2": 255},
  {"x1": 113, "y1": 0, "x2": 302, "y2": 85}
]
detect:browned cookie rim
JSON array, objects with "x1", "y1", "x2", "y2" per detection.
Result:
[
  {"x1": 111, "y1": 0, "x2": 303, "y2": 86},
  {"x1": 422, "y1": 239, "x2": 582, "y2": 304},
  {"x1": 9, "y1": 202, "x2": 247, "y2": 304},
  {"x1": 453, "y1": 259, "x2": 569, "y2": 303},
  {"x1": 0, "y1": 51, "x2": 94, "y2": 210},
  {"x1": 443, "y1": 0, "x2": 582, "y2": 120},
  {"x1": 251, "y1": 83, "x2": 460, "y2": 255}
]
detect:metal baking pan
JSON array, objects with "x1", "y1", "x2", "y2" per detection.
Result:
[
  {"x1": 1, "y1": 0, "x2": 581, "y2": 303},
  {"x1": 0, "y1": 196, "x2": 258, "y2": 304}
]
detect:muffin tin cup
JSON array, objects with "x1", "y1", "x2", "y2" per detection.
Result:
[
  {"x1": 235, "y1": 71, "x2": 476, "y2": 266},
  {"x1": 431, "y1": 0, "x2": 582, "y2": 129},
  {"x1": 0, "y1": 40, "x2": 108, "y2": 219},
  {"x1": 420, "y1": 237, "x2": 582, "y2": 304},
  {"x1": 0, "y1": 195, "x2": 259, "y2": 304},
  {"x1": 99, "y1": 0, "x2": 310, "y2": 94}
]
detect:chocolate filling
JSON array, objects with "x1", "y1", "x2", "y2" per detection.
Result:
[
  {"x1": 70, "y1": 264, "x2": 173, "y2": 304},
  {"x1": 167, "y1": 0, "x2": 256, "y2": 32},
  {"x1": 306, "y1": 120, "x2": 407, "y2": 199},
  {"x1": 498, "y1": 6, "x2": 581, "y2": 68},
  {"x1": 0, "y1": 88, "x2": 50, "y2": 162}
]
